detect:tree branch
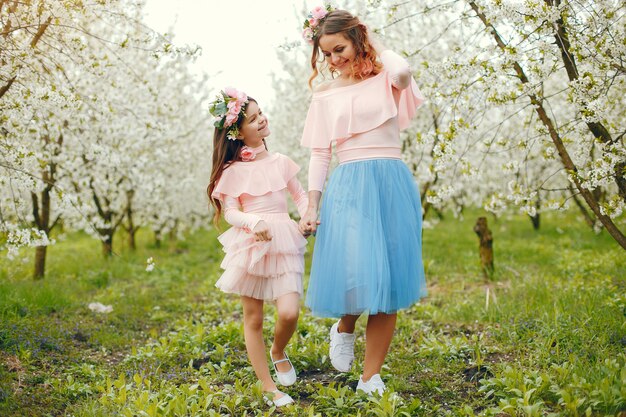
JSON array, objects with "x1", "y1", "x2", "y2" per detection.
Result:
[{"x1": 469, "y1": 1, "x2": 626, "y2": 249}]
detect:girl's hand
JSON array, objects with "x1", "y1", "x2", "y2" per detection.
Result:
[
  {"x1": 300, "y1": 207, "x2": 321, "y2": 235},
  {"x1": 252, "y1": 220, "x2": 272, "y2": 242},
  {"x1": 298, "y1": 220, "x2": 311, "y2": 237}
]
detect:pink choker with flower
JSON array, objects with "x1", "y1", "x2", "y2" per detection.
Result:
[{"x1": 240, "y1": 144, "x2": 266, "y2": 162}]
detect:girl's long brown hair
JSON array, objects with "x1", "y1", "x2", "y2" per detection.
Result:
[
  {"x1": 207, "y1": 98, "x2": 257, "y2": 227},
  {"x1": 308, "y1": 10, "x2": 382, "y2": 88}
]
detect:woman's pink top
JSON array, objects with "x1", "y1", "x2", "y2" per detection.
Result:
[
  {"x1": 301, "y1": 50, "x2": 425, "y2": 191},
  {"x1": 211, "y1": 153, "x2": 308, "y2": 231}
]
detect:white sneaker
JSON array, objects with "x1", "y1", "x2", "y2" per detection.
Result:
[
  {"x1": 329, "y1": 321, "x2": 355, "y2": 372},
  {"x1": 356, "y1": 374, "x2": 386, "y2": 395}
]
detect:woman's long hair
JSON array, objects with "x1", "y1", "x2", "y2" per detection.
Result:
[
  {"x1": 308, "y1": 10, "x2": 382, "y2": 88},
  {"x1": 207, "y1": 98, "x2": 257, "y2": 227}
]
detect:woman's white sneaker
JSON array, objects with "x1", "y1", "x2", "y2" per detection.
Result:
[
  {"x1": 329, "y1": 321, "x2": 355, "y2": 372},
  {"x1": 356, "y1": 374, "x2": 386, "y2": 395}
]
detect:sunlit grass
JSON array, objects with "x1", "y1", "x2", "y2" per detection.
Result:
[{"x1": 0, "y1": 210, "x2": 624, "y2": 416}]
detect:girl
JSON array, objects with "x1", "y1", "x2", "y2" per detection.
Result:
[
  {"x1": 300, "y1": 7, "x2": 428, "y2": 395},
  {"x1": 207, "y1": 87, "x2": 308, "y2": 407}
]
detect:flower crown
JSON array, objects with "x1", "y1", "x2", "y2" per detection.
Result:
[
  {"x1": 302, "y1": 4, "x2": 334, "y2": 45},
  {"x1": 209, "y1": 87, "x2": 248, "y2": 140}
]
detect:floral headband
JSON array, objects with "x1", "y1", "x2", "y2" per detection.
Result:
[
  {"x1": 209, "y1": 87, "x2": 248, "y2": 140},
  {"x1": 302, "y1": 4, "x2": 334, "y2": 45}
]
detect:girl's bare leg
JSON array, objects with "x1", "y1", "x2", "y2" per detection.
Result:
[
  {"x1": 270, "y1": 292, "x2": 300, "y2": 372},
  {"x1": 241, "y1": 296, "x2": 282, "y2": 396}
]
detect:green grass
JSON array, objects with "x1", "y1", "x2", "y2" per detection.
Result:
[{"x1": 0, "y1": 210, "x2": 624, "y2": 416}]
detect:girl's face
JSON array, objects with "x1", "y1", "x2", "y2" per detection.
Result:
[
  {"x1": 238, "y1": 101, "x2": 270, "y2": 146},
  {"x1": 319, "y1": 32, "x2": 356, "y2": 74}
]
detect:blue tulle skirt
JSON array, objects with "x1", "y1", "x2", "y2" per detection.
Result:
[{"x1": 305, "y1": 158, "x2": 428, "y2": 318}]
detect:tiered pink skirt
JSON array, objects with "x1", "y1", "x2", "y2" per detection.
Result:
[{"x1": 215, "y1": 213, "x2": 307, "y2": 301}]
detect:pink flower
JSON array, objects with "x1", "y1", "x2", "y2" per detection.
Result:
[
  {"x1": 308, "y1": 17, "x2": 319, "y2": 27},
  {"x1": 311, "y1": 5, "x2": 328, "y2": 20},
  {"x1": 225, "y1": 112, "x2": 238, "y2": 127},
  {"x1": 240, "y1": 146, "x2": 256, "y2": 162},
  {"x1": 224, "y1": 86, "x2": 238, "y2": 98},
  {"x1": 237, "y1": 91, "x2": 248, "y2": 103},
  {"x1": 302, "y1": 27, "x2": 314, "y2": 44},
  {"x1": 227, "y1": 100, "x2": 241, "y2": 114}
]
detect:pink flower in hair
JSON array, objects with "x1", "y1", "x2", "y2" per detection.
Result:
[
  {"x1": 308, "y1": 17, "x2": 319, "y2": 27},
  {"x1": 224, "y1": 86, "x2": 238, "y2": 98},
  {"x1": 227, "y1": 100, "x2": 241, "y2": 114},
  {"x1": 302, "y1": 27, "x2": 314, "y2": 44},
  {"x1": 225, "y1": 112, "x2": 238, "y2": 127},
  {"x1": 208, "y1": 86, "x2": 249, "y2": 137},
  {"x1": 311, "y1": 5, "x2": 328, "y2": 20}
]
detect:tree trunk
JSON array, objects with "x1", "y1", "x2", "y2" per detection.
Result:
[
  {"x1": 33, "y1": 246, "x2": 47, "y2": 280},
  {"x1": 30, "y1": 132, "x2": 62, "y2": 279},
  {"x1": 154, "y1": 229, "x2": 162, "y2": 248},
  {"x1": 529, "y1": 212, "x2": 540, "y2": 230},
  {"x1": 473, "y1": 217, "x2": 494, "y2": 279},
  {"x1": 101, "y1": 230, "x2": 113, "y2": 257},
  {"x1": 125, "y1": 190, "x2": 137, "y2": 250},
  {"x1": 128, "y1": 229, "x2": 136, "y2": 250},
  {"x1": 529, "y1": 195, "x2": 540, "y2": 230}
]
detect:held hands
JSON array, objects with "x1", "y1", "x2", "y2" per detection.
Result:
[
  {"x1": 299, "y1": 207, "x2": 321, "y2": 237},
  {"x1": 251, "y1": 220, "x2": 272, "y2": 242}
]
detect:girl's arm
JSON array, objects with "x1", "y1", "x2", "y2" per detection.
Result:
[
  {"x1": 223, "y1": 196, "x2": 272, "y2": 241},
  {"x1": 287, "y1": 177, "x2": 309, "y2": 217}
]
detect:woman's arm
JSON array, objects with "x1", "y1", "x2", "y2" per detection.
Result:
[
  {"x1": 300, "y1": 146, "x2": 330, "y2": 234},
  {"x1": 300, "y1": 190, "x2": 322, "y2": 235},
  {"x1": 367, "y1": 29, "x2": 411, "y2": 90}
]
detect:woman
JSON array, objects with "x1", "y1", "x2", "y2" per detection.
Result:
[{"x1": 300, "y1": 7, "x2": 428, "y2": 395}]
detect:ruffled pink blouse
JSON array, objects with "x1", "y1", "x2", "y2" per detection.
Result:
[
  {"x1": 300, "y1": 50, "x2": 425, "y2": 191},
  {"x1": 211, "y1": 153, "x2": 308, "y2": 231}
]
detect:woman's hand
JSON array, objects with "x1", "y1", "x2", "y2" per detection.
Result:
[
  {"x1": 252, "y1": 220, "x2": 272, "y2": 242},
  {"x1": 300, "y1": 207, "x2": 321, "y2": 236}
]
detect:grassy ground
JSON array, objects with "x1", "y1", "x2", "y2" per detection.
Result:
[{"x1": 0, "y1": 210, "x2": 624, "y2": 416}]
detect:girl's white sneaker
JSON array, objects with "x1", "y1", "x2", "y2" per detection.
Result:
[{"x1": 271, "y1": 352, "x2": 297, "y2": 386}]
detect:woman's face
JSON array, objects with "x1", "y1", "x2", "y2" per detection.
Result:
[
  {"x1": 238, "y1": 101, "x2": 270, "y2": 146},
  {"x1": 319, "y1": 32, "x2": 356, "y2": 74}
]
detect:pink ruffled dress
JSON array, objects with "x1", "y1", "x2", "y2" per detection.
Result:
[{"x1": 211, "y1": 153, "x2": 308, "y2": 301}]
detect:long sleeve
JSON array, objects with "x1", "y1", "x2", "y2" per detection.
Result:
[
  {"x1": 223, "y1": 195, "x2": 262, "y2": 232},
  {"x1": 308, "y1": 146, "x2": 332, "y2": 192},
  {"x1": 380, "y1": 50, "x2": 411, "y2": 90},
  {"x1": 287, "y1": 176, "x2": 308, "y2": 216}
]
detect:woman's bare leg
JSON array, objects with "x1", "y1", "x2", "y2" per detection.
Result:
[{"x1": 362, "y1": 312, "x2": 397, "y2": 381}]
